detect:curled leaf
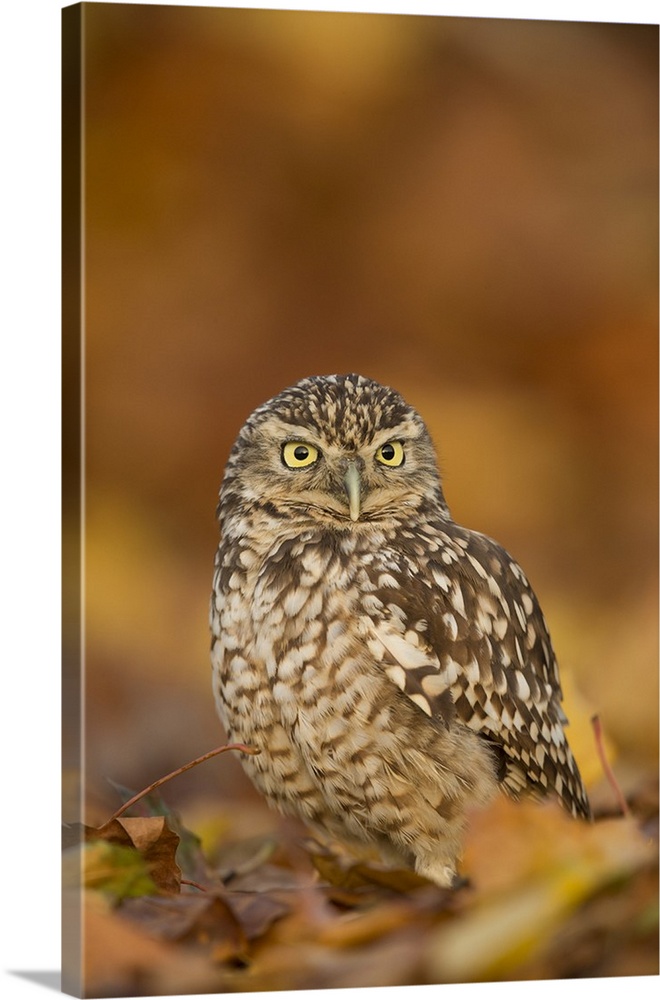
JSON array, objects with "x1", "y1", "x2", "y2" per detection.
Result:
[{"x1": 91, "y1": 815, "x2": 182, "y2": 893}]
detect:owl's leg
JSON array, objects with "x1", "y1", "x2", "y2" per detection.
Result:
[{"x1": 413, "y1": 854, "x2": 458, "y2": 889}]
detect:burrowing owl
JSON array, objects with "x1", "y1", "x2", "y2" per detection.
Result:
[{"x1": 210, "y1": 374, "x2": 590, "y2": 888}]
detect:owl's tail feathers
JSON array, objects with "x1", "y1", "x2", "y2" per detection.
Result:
[
  {"x1": 558, "y1": 763, "x2": 593, "y2": 821},
  {"x1": 486, "y1": 736, "x2": 592, "y2": 821}
]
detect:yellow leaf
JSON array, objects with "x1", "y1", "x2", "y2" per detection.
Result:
[{"x1": 430, "y1": 814, "x2": 653, "y2": 982}]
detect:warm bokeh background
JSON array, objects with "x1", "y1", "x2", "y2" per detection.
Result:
[{"x1": 67, "y1": 5, "x2": 657, "y2": 829}]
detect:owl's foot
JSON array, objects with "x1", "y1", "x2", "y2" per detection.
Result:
[{"x1": 413, "y1": 856, "x2": 458, "y2": 889}]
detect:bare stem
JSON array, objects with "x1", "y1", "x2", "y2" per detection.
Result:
[
  {"x1": 106, "y1": 743, "x2": 261, "y2": 824},
  {"x1": 590, "y1": 715, "x2": 629, "y2": 817},
  {"x1": 181, "y1": 878, "x2": 208, "y2": 892}
]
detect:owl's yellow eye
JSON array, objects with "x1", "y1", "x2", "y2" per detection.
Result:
[
  {"x1": 375, "y1": 441, "x2": 405, "y2": 467},
  {"x1": 282, "y1": 441, "x2": 319, "y2": 468}
]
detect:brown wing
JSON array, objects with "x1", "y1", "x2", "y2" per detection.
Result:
[{"x1": 361, "y1": 522, "x2": 591, "y2": 819}]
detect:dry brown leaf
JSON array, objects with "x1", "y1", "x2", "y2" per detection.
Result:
[
  {"x1": 78, "y1": 889, "x2": 238, "y2": 997},
  {"x1": 224, "y1": 860, "x2": 309, "y2": 892},
  {"x1": 120, "y1": 892, "x2": 249, "y2": 963},
  {"x1": 307, "y1": 839, "x2": 431, "y2": 893},
  {"x1": 92, "y1": 815, "x2": 182, "y2": 893},
  {"x1": 227, "y1": 890, "x2": 292, "y2": 940},
  {"x1": 215, "y1": 834, "x2": 279, "y2": 880}
]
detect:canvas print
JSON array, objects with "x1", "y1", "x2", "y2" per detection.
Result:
[{"x1": 62, "y1": 3, "x2": 659, "y2": 997}]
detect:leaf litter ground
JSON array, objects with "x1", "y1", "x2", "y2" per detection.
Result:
[{"x1": 64, "y1": 745, "x2": 659, "y2": 997}]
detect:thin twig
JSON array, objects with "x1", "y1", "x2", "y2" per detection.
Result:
[
  {"x1": 106, "y1": 743, "x2": 261, "y2": 824},
  {"x1": 590, "y1": 714, "x2": 630, "y2": 817},
  {"x1": 181, "y1": 878, "x2": 208, "y2": 892}
]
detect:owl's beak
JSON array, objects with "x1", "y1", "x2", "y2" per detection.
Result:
[{"x1": 344, "y1": 461, "x2": 361, "y2": 522}]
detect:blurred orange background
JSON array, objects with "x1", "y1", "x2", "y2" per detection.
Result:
[{"x1": 64, "y1": 5, "x2": 658, "y2": 826}]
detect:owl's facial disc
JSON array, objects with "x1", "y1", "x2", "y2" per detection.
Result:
[{"x1": 229, "y1": 376, "x2": 449, "y2": 526}]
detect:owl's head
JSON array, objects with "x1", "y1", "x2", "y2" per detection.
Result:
[{"x1": 219, "y1": 374, "x2": 448, "y2": 528}]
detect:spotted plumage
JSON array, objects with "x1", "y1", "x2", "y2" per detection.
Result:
[{"x1": 210, "y1": 374, "x2": 590, "y2": 888}]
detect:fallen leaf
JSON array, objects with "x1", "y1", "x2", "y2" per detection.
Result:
[
  {"x1": 108, "y1": 781, "x2": 208, "y2": 880},
  {"x1": 306, "y1": 839, "x2": 430, "y2": 893},
  {"x1": 216, "y1": 834, "x2": 279, "y2": 880},
  {"x1": 224, "y1": 860, "x2": 310, "y2": 893},
  {"x1": 75, "y1": 890, "x2": 228, "y2": 997},
  {"x1": 427, "y1": 812, "x2": 655, "y2": 982},
  {"x1": 463, "y1": 795, "x2": 652, "y2": 896},
  {"x1": 227, "y1": 890, "x2": 292, "y2": 940},
  {"x1": 92, "y1": 815, "x2": 182, "y2": 893},
  {"x1": 120, "y1": 892, "x2": 248, "y2": 964},
  {"x1": 78, "y1": 841, "x2": 159, "y2": 899},
  {"x1": 315, "y1": 900, "x2": 419, "y2": 948}
]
